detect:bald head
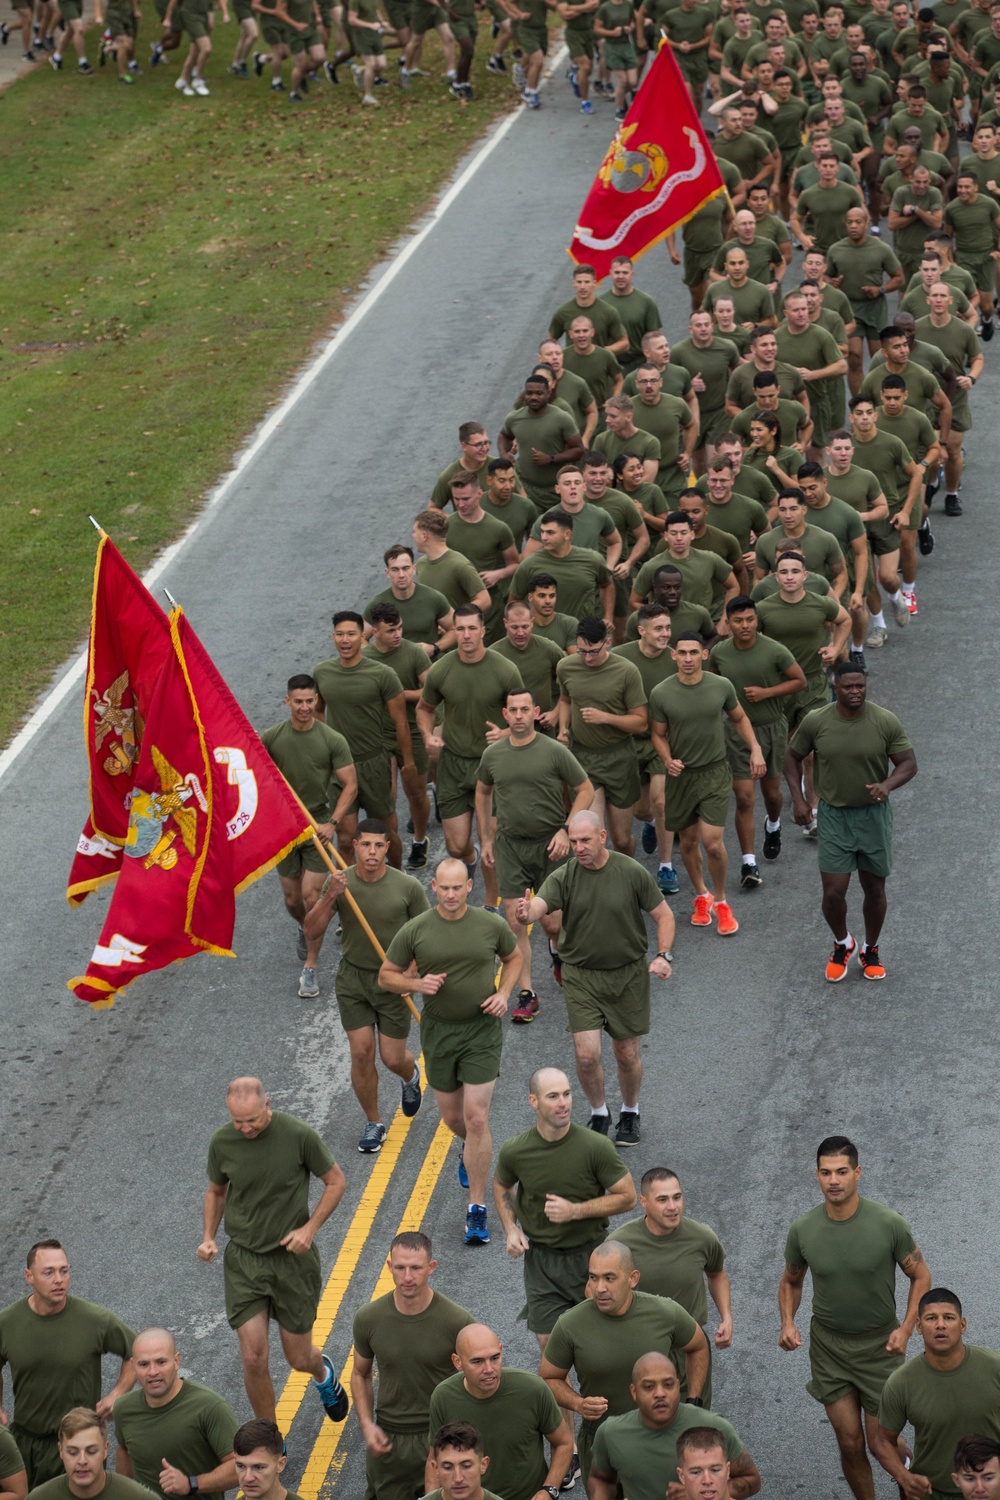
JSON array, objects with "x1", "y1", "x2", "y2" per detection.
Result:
[
  {"x1": 455, "y1": 1323, "x2": 499, "y2": 1359},
  {"x1": 591, "y1": 1241, "x2": 635, "y2": 1275},
  {"x1": 226, "y1": 1076, "x2": 265, "y2": 1103},
  {"x1": 633, "y1": 1350, "x2": 676, "y2": 1383},
  {"x1": 133, "y1": 1328, "x2": 176, "y2": 1358},
  {"x1": 529, "y1": 1066, "x2": 570, "y2": 1097},
  {"x1": 452, "y1": 1324, "x2": 503, "y2": 1395},
  {"x1": 568, "y1": 810, "x2": 602, "y2": 836},
  {"x1": 131, "y1": 1328, "x2": 181, "y2": 1401},
  {"x1": 434, "y1": 857, "x2": 470, "y2": 883}
]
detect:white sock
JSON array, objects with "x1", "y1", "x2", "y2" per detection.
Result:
[
  {"x1": 590, "y1": 1103, "x2": 609, "y2": 1117},
  {"x1": 870, "y1": 610, "x2": 886, "y2": 630},
  {"x1": 887, "y1": 589, "x2": 902, "y2": 603},
  {"x1": 620, "y1": 1104, "x2": 638, "y2": 1115},
  {"x1": 836, "y1": 932, "x2": 852, "y2": 948},
  {"x1": 659, "y1": 861, "x2": 673, "y2": 871},
  {"x1": 742, "y1": 853, "x2": 756, "y2": 865},
  {"x1": 765, "y1": 816, "x2": 780, "y2": 832},
  {"x1": 901, "y1": 583, "x2": 914, "y2": 596}
]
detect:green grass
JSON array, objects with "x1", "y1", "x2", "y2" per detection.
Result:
[{"x1": 0, "y1": 38, "x2": 517, "y2": 745}]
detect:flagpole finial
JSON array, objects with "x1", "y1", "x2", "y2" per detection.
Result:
[
  {"x1": 88, "y1": 516, "x2": 105, "y2": 534},
  {"x1": 163, "y1": 588, "x2": 180, "y2": 610}
]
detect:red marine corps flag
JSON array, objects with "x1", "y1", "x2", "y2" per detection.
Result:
[
  {"x1": 568, "y1": 41, "x2": 726, "y2": 279},
  {"x1": 69, "y1": 589, "x2": 312, "y2": 1008}
]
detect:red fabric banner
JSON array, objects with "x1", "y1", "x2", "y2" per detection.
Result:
[
  {"x1": 69, "y1": 608, "x2": 312, "y2": 1009},
  {"x1": 67, "y1": 535, "x2": 175, "y2": 906},
  {"x1": 568, "y1": 42, "x2": 727, "y2": 279}
]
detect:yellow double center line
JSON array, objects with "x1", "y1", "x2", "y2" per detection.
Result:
[{"x1": 271, "y1": 1061, "x2": 452, "y2": 1497}]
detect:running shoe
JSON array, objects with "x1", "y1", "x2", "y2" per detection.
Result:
[
  {"x1": 49, "y1": 51, "x2": 62, "y2": 67},
  {"x1": 917, "y1": 521, "x2": 934, "y2": 555},
  {"x1": 548, "y1": 940, "x2": 562, "y2": 985},
  {"x1": 641, "y1": 821, "x2": 657, "y2": 854},
  {"x1": 848, "y1": 649, "x2": 867, "y2": 672},
  {"x1": 406, "y1": 839, "x2": 428, "y2": 869},
  {"x1": 715, "y1": 900, "x2": 739, "y2": 936},
  {"x1": 866, "y1": 626, "x2": 887, "y2": 649},
  {"x1": 657, "y1": 863, "x2": 679, "y2": 894},
  {"x1": 316, "y1": 1355, "x2": 350, "y2": 1421},
  {"x1": 691, "y1": 892, "x2": 714, "y2": 926},
  {"x1": 859, "y1": 943, "x2": 886, "y2": 980},
  {"x1": 298, "y1": 966, "x2": 319, "y2": 998},
  {"x1": 890, "y1": 595, "x2": 909, "y2": 627},
  {"x1": 587, "y1": 1112, "x2": 611, "y2": 1134},
  {"x1": 560, "y1": 1454, "x2": 581, "y2": 1491},
  {"x1": 464, "y1": 1205, "x2": 490, "y2": 1244},
  {"x1": 191, "y1": 75, "x2": 209, "y2": 93},
  {"x1": 1, "y1": 24, "x2": 9, "y2": 43},
  {"x1": 458, "y1": 1148, "x2": 469, "y2": 1189},
  {"x1": 118, "y1": 70, "x2": 135, "y2": 82},
  {"x1": 511, "y1": 989, "x2": 539, "y2": 1023},
  {"x1": 522, "y1": 86, "x2": 540, "y2": 107},
  {"x1": 903, "y1": 591, "x2": 917, "y2": 616},
  {"x1": 944, "y1": 494, "x2": 962, "y2": 516},
  {"x1": 580, "y1": 98, "x2": 593, "y2": 113},
  {"x1": 296, "y1": 923, "x2": 308, "y2": 960},
  {"x1": 825, "y1": 936, "x2": 856, "y2": 982},
  {"x1": 762, "y1": 825, "x2": 781, "y2": 860},
  {"x1": 740, "y1": 862, "x2": 762, "y2": 890},
  {"x1": 614, "y1": 1112, "x2": 640, "y2": 1147},
  {"x1": 253, "y1": 48, "x2": 268, "y2": 73},
  {"x1": 175, "y1": 75, "x2": 194, "y2": 92},
  {"x1": 401, "y1": 1071, "x2": 422, "y2": 1117},
  {"x1": 486, "y1": 53, "x2": 505, "y2": 71},
  {"x1": 358, "y1": 1121, "x2": 387, "y2": 1154},
  {"x1": 324, "y1": 58, "x2": 338, "y2": 81},
  {"x1": 78, "y1": 57, "x2": 93, "y2": 70}
]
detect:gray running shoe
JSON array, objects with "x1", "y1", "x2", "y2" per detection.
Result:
[{"x1": 298, "y1": 966, "x2": 319, "y2": 998}]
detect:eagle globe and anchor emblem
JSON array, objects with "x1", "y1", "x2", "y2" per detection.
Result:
[
  {"x1": 598, "y1": 125, "x2": 670, "y2": 195},
  {"x1": 575, "y1": 125, "x2": 710, "y2": 252},
  {"x1": 125, "y1": 746, "x2": 207, "y2": 872}
]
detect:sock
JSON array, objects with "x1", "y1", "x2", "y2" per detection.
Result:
[
  {"x1": 314, "y1": 1360, "x2": 333, "y2": 1387},
  {"x1": 53, "y1": 48, "x2": 60, "y2": 58},
  {"x1": 412, "y1": 837, "x2": 427, "y2": 847},
  {"x1": 945, "y1": 491, "x2": 958, "y2": 500},
  {"x1": 765, "y1": 817, "x2": 780, "y2": 832},
  {"x1": 407, "y1": 1067, "x2": 419, "y2": 1085},
  {"x1": 836, "y1": 932, "x2": 851, "y2": 948},
  {"x1": 918, "y1": 518, "x2": 930, "y2": 530},
  {"x1": 811, "y1": 807, "x2": 818, "y2": 818},
  {"x1": 590, "y1": 1103, "x2": 609, "y2": 1117},
  {"x1": 901, "y1": 583, "x2": 914, "y2": 596},
  {"x1": 468, "y1": 1202, "x2": 485, "y2": 1212},
  {"x1": 741, "y1": 852, "x2": 756, "y2": 865},
  {"x1": 619, "y1": 1104, "x2": 638, "y2": 1115},
  {"x1": 658, "y1": 861, "x2": 673, "y2": 872},
  {"x1": 870, "y1": 610, "x2": 886, "y2": 630},
  {"x1": 887, "y1": 588, "x2": 902, "y2": 603}
]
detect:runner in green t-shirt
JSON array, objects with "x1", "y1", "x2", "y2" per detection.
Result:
[
  {"x1": 30, "y1": 1416, "x2": 162, "y2": 1500},
  {"x1": 915, "y1": 287, "x2": 984, "y2": 517},
  {"x1": 476, "y1": 683, "x2": 591, "y2": 1010},
  {"x1": 494, "y1": 1067, "x2": 634, "y2": 1349},
  {"x1": 490, "y1": 600, "x2": 565, "y2": 718},
  {"x1": 115, "y1": 1331, "x2": 238, "y2": 1500},
  {"x1": 518, "y1": 813, "x2": 674, "y2": 1147},
  {"x1": 510, "y1": 515, "x2": 614, "y2": 623},
  {"x1": 778, "y1": 1133, "x2": 928, "y2": 1488},
  {"x1": 363, "y1": 545, "x2": 454, "y2": 654},
  {"x1": 201, "y1": 1080, "x2": 348, "y2": 1425},
  {"x1": 792, "y1": 161, "x2": 865, "y2": 252},
  {"x1": 444, "y1": 475, "x2": 519, "y2": 644},
  {"x1": 795, "y1": 461, "x2": 869, "y2": 653},
  {"x1": 786, "y1": 666, "x2": 916, "y2": 977},
  {"x1": 709, "y1": 596, "x2": 805, "y2": 880},
  {"x1": 944, "y1": 173, "x2": 1000, "y2": 327},
  {"x1": 261, "y1": 675, "x2": 357, "y2": 999},
  {"x1": 381, "y1": 863, "x2": 520, "y2": 1244},
  {"x1": 670, "y1": 313, "x2": 741, "y2": 451},
  {"x1": 598, "y1": 259, "x2": 662, "y2": 370},
  {"x1": 500, "y1": 376, "x2": 584, "y2": 509},
  {"x1": 231, "y1": 1417, "x2": 310, "y2": 1500},
  {"x1": 364, "y1": 603, "x2": 432, "y2": 871},
  {"x1": 613, "y1": 605, "x2": 683, "y2": 892},
  {"x1": 303, "y1": 820, "x2": 427, "y2": 1152},
  {"x1": 631, "y1": 513, "x2": 738, "y2": 615},
  {"x1": 539, "y1": 1243, "x2": 708, "y2": 1481},
  {"x1": 352, "y1": 1232, "x2": 474, "y2": 1500},
  {"x1": 753, "y1": 489, "x2": 848, "y2": 594},
  {"x1": 549, "y1": 267, "x2": 629, "y2": 352},
  {"x1": 826, "y1": 209, "x2": 904, "y2": 356}
]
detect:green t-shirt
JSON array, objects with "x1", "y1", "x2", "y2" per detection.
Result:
[
  {"x1": 556, "y1": 652, "x2": 647, "y2": 750},
  {"x1": 944, "y1": 193, "x2": 1000, "y2": 254},
  {"x1": 709, "y1": 634, "x2": 798, "y2": 725},
  {"x1": 609, "y1": 1216, "x2": 725, "y2": 1325},
  {"x1": 0, "y1": 1297, "x2": 135, "y2": 1437},
  {"x1": 703, "y1": 276, "x2": 776, "y2": 326},
  {"x1": 364, "y1": 584, "x2": 449, "y2": 646},
  {"x1": 555, "y1": 368, "x2": 598, "y2": 435},
  {"x1": 428, "y1": 1369, "x2": 562, "y2": 1500},
  {"x1": 755, "y1": 523, "x2": 845, "y2": 580},
  {"x1": 774, "y1": 320, "x2": 843, "y2": 374},
  {"x1": 430, "y1": 457, "x2": 487, "y2": 509},
  {"x1": 825, "y1": 235, "x2": 901, "y2": 309},
  {"x1": 260, "y1": 719, "x2": 353, "y2": 822},
  {"x1": 860, "y1": 361, "x2": 939, "y2": 416},
  {"x1": 590, "y1": 1407, "x2": 742, "y2": 1500},
  {"x1": 900, "y1": 283, "x2": 972, "y2": 323},
  {"x1": 476, "y1": 733, "x2": 587, "y2": 839},
  {"x1": 756, "y1": 590, "x2": 840, "y2": 678},
  {"x1": 594, "y1": 489, "x2": 645, "y2": 566},
  {"x1": 598, "y1": 287, "x2": 662, "y2": 365},
  {"x1": 630, "y1": 392, "x2": 693, "y2": 489},
  {"x1": 594, "y1": 425, "x2": 661, "y2": 471},
  {"x1": 804, "y1": 497, "x2": 866, "y2": 587},
  {"x1": 731, "y1": 463, "x2": 777, "y2": 506},
  {"x1": 874, "y1": 407, "x2": 936, "y2": 465},
  {"x1": 331, "y1": 864, "x2": 429, "y2": 970},
  {"x1": 495, "y1": 1124, "x2": 628, "y2": 1247},
  {"x1": 625, "y1": 600, "x2": 715, "y2": 643},
  {"x1": 878, "y1": 1346, "x2": 1000, "y2": 1498},
  {"x1": 545, "y1": 1290, "x2": 700, "y2": 1413},
  {"x1": 536, "y1": 851, "x2": 663, "y2": 967},
  {"x1": 751, "y1": 569, "x2": 829, "y2": 600},
  {"x1": 206, "y1": 1112, "x2": 336, "y2": 1254},
  {"x1": 767, "y1": 95, "x2": 810, "y2": 152},
  {"x1": 352, "y1": 1290, "x2": 474, "y2": 1432},
  {"x1": 790, "y1": 699, "x2": 913, "y2": 805},
  {"x1": 446, "y1": 512, "x2": 516, "y2": 637},
  {"x1": 512, "y1": 548, "x2": 612, "y2": 623},
  {"x1": 503, "y1": 404, "x2": 580, "y2": 498},
  {"x1": 383, "y1": 907, "x2": 517, "y2": 1023},
  {"x1": 726, "y1": 357, "x2": 806, "y2": 409},
  {"x1": 482, "y1": 491, "x2": 540, "y2": 549},
  {"x1": 0, "y1": 1430, "x2": 22, "y2": 1480},
  {"x1": 889, "y1": 185, "x2": 945, "y2": 262},
  {"x1": 648, "y1": 672, "x2": 738, "y2": 769},
  {"x1": 29, "y1": 1477, "x2": 152, "y2": 1500},
  {"x1": 783, "y1": 1195, "x2": 918, "y2": 1332},
  {"x1": 312, "y1": 655, "x2": 403, "y2": 763},
  {"x1": 490, "y1": 634, "x2": 565, "y2": 713},
  {"x1": 712, "y1": 127, "x2": 770, "y2": 179},
  {"x1": 612, "y1": 641, "x2": 680, "y2": 705},
  {"x1": 705, "y1": 492, "x2": 771, "y2": 552},
  {"x1": 421, "y1": 649, "x2": 524, "y2": 760},
  {"x1": 669, "y1": 335, "x2": 741, "y2": 420},
  {"x1": 796, "y1": 181, "x2": 865, "y2": 250},
  {"x1": 416, "y1": 549, "x2": 487, "y2": 611},
  {"x1": 825, "y1": 463, "x2": 884, "y2": 515},
  {"x1": 550, "y1": 296, "x2": 627, "y2": 348},
  {"x1": 563, "y1": 344, "x2": 623, "y2": 410},
  {"x1": 712, "y1": 235, "x2": 783, "y2": 287},
  {"x1": 850, "y1": 429, "x2": 913, "y2": 509},
  {"x1": 530, "y1": 504, "x2": 615, "y2": 553},
  {"x1": 634, "y1": 549, "x2": 731, "y2": 612},
  {"x1": 914, "y1": 315, "x2": 982, "y2": 422},
  {"x1": 114, "y1": 1381, "x2": 239, "y2": 1500},
  {"x1": 732, "y1": 397, "x2": 809, "y2": 448},
  {"x1": 363, "y1": 639, "x2": 428, "y2": 745},
  {"x1": 682, "y1": 194, "x2": 730, "y2": 255}
]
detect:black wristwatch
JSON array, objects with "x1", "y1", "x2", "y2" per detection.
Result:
[
  {"x1": 188, "y1": 1480, "x2": 199, "y2": 1495},
  {"x1": 544, "y1": 1488, "x2": 561, "y2": 1499},
  {"x1": 656, "y1": 950, "x2": 674, "y2": 962},
  {"x1": 686, "y1": 1397, "x2": 705, "y2": 1408}
]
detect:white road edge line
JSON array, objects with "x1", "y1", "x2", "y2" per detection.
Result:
[{"x1": 0, "y1": 52, "x2": 569, "y2": 790}]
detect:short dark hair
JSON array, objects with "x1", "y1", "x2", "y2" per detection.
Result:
[
  {"x1": 880, "y1": 374, "x2": 906, "y2": 392},
  {"x1": 849, "y1": 394, "x2": 876, "y2": 412},
  {"x1": 817, "y1": 1134, "x2": 858, "y2": 1166},
  {"x1": 27, "y1": 1239, "x2": 64, "y2": 1270},
  {"x1": 777, "y1": 486, "x2": 805, "y2": 505},
  {"x1": 356, "y1": 818, "x2": 390, "y2": 840},
  {"x1": 752, "y1": 370, "x2": 779, "y2": 388},
  {"x1": 526, "y1": 572, "x2": 558, "y2": 592},
  {"x1": 390, "y1": 1230, "x2": 433, "y2": 1256},
  {"x1": 796, "y1": 461, "x2": 824, "y2": 481},
  {"x1": 640, "y1": 1166, "x2": 681, "y2": 1194},
  {"x1": 725, "y1": 594, "x2": 757, "y2": 617},
  {"x1": 503, "y1": 684, "x2": 536, "y2": 706},
  {"x1": 487, "y1": 457, "x2": 515, "y2": 475},
  {"x1": 879, "y1": 325, "x2": 905, "y2": 342},
  {"x1": 665, "y1": 510, "x2": 692, "y2": 528},
  {"x1": 332, "y1": 610, "x2": 365, "y2": 629},
  {"x1": 383, "y1": 543, "x2": 414, "y2": 565},
  {"x1": 576, "y1": 615, "x2": 609, "y2": 645},
  {"x1": 431, "y1": 1422, "x2": 484, "y2": 1458},
  {"x1": 233, "y1": 1421, "x2": 284, "y2": 1458},
  {"x1": 541, "y1": 509, "x2": 574, "y2": 530},
  {"x1": 368, "y1": 602, "x2": 402, "y2": 627},
  {"x1": 673, "y1": 632, "x2": 705, "y2": 647},
  {"x1": 458, "y1": 420, "x2": 486, "y2": 443},
  {"x1": 833, "y1": 660, "x2": 866, "y2": 679},
  {"x1": 918, "y1": 1287, "x2": 962, "y2": 1317},
  {"x1": 454, "y1": 602, "x2": 483, "y2": 623},
  {"x1": 637, "y1": 601, "x2": 670, "y2": 623},
  {"x1": 286, "y1": 674, "x2": 316, "y2": 693},
  {"x1": 449, "y1": 470, "x2": 480, "y2": 491},
  {"x1": 653, "y1": 564, "x2": 682, "y2": 582},
  {"x1": 775, "y1": 549, "x2": 807, "y2": 568},
  {"x1": 677, "y1": 1428, "x2": 729, "y2": 1463},
  {"x1": 582, "y1": 450, "x2": 609, "y2": 470},
  {"x1": 954, "y1": 1438, "x2": 1000, "y2": 1473}
]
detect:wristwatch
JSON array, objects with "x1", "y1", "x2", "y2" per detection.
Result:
[
  {"x1": 686, "y1": 1397, "x2": 705, "y2": 1408},
  {"x1": 543, "y1": 1488, "x2": 561, "y2": 1499},
  {"x1": 188, "y1": 1480, "x2": 200, "y2": 1494},
  {"x1": 656, "y1": 950, "x2": 674, "y2": 962}
]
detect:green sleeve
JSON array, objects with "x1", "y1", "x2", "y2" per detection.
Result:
[
  {"x1": 593, "y1": 1136, "x2": 629, "y2": 1186},
  {"x1": 542, "y1": 1314, "x2": 574, "y2": 1373},
  {"x1": 536, "y1": 1380, "x2": 564, "y2": 1437},
  {"x1": 535, "y1": 863, "x2": 568, "y2": 913},
  {"x1": 301, "y1": 1124, "x2": 337, "y2": 1179},
  {"x1": 206, "y1": 1134, "x2": 227, "y2": 1187},
  {"x1": 589, "y1": 1423, "x2": 616, "y2": 1480},
  {"x1": 352, "y1": 1305, "x2": 376, "y2": 1362},
  {"x1": 407, "y1": 881, "x2": 431, "y2": 918},
  {"x1": 636, "y1": 863, "x2": 666, "y2": 911},
  {"x1": 624, "y1": 667, "x2": 647, "y2": 709},
  {"x1": 202, "y1": 1392, "x2": 240, "y2": 1458},
  {"x1": 822, "y1": 596, "x2": 841, "y2": 622},
  {"x1": 600, "y1": 511, "x2": 617, "y2": 538},
  {"x1": 327, "y1": 729, "x2": 354, "y2": 773},
  {"x1": 891, "y1": 1213, "x2": 918, "y2": 1263},
  {"x1": 494, "y1": 1139, "x2": 518, "y2": 1189},
  {"x1": 556, "y1": 744, "x2": 589, "y2": 785},
  {"x1": 476, "y1": 750, "x2": 496, "y2": 788},
  {"x1": 876, "y1": 1367, "x2": 907, "y2": 1437},
  {"x1": 421, "y1": 659, "x2": 446, "y2": 709},
  {"x1": 783, "y1": 1220, "x2": 806, "y2": 1268},
  {"x1": 703, "y1": 1230, "x2": 726, "y2": 1273},
  {"x1": 103, "y1": 1310, "x2": 137, "y2": 1359},
  {"x1": 671, "y1": 1303, "x2": 700, "y2": 1348},
  {"x1": 384, "y1": 923, "x2": 416, "y2": 971},
  {"x1": 496, "y1": 922, "x2": 518, "y2": 959},
  {"x1": 0, "y1": 1429, "x2": 24, "y2": 1480}
]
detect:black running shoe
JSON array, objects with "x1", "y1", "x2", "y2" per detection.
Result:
[{"x1": 762, "y1": 825, "x2": 781, "y2": 860}]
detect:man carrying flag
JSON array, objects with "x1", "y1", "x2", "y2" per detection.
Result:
[{"x1": 568, "y1": 40, "x2": 727, "y2": 281}]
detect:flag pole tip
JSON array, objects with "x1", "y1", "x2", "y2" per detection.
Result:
[{"x1": 88, "y1": 516, "x2": 105, "y2": 533}]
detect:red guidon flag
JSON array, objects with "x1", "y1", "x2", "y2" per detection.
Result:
[
  {"x1": 69, "y1": 607, "x2": 312, "y2": 1009},
  {"x1": 67, "y1": 534, "x2": 176, "y2": 906},
  {"x1": 568, "y1": 41, "x2": 727, "y2": 279}
]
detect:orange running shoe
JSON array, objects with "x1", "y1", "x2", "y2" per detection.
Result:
[
  {"x1": 858, "y1": 943, "x2": 886, "y2": 980},
  {"x1": 691, "y1": 892, "x2": 715, "y2": 926},
  {"x1": 825, "y1": 937, "x2": 857, "y2": 982},
  {"x1": 715, "y1": 900, "x2": 739, "y2": 936}
]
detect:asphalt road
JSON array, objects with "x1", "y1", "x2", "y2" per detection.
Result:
[{"x1": 0, "y1": 59, "x2": 996, "y2": 1500}]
